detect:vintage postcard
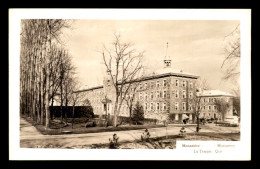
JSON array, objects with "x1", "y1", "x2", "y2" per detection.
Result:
[{"x1": 9, "y1": 9, "x2": 251, "y2": 160}]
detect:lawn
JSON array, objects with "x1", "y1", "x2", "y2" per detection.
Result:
[{"x1": 23, "y1": 117, "x2": 164, "y2": 135}]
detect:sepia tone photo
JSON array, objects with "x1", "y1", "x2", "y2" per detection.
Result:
[{"x1": 19, "y1": 19, "x2": 241, "y2": 149}]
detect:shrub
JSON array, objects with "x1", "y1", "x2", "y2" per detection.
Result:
[
  {"x1": 132, "y1": 102, "x2": 144, "y2": 125},
  {"x1": 85, "y1": 121, "x2": 96, "y2": 128},
  {"x1": 109, "y1": 133, "x2": 119, "y2": 149},
  {"x1": 141, "y1": 129, "x2": 150, "y2": 142},
  {"x1": 168, "y1": 114, "x2": 175, "y2": 122}
]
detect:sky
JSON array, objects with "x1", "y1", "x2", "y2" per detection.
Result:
[{"x1": 62, "y1": 20, "x2": 240, "y2": 93}]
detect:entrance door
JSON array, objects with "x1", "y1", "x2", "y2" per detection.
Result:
[{"x1": 179, "y1": 114, "x2": 182, "y2": 123}]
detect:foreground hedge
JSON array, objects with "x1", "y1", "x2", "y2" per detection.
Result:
[{"x1": 50, "y1": 106, "x2": 94, "y2": 118}]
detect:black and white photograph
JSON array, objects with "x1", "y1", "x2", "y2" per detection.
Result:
[{"x1": 9, "y1": 9, "x2": 251, "y2": 160}]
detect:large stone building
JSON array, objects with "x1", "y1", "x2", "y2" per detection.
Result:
[
  {"x1": 76, "y1": 55, "x2": 201, "y2": 123},
  {"x1": 74, "y1": 49, "x2": 236, "y2": 123}
]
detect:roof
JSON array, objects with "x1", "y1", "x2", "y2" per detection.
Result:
[
  {"x1": 76, "y1": 66, "x2": 199, "y2": 93},
  {"x1": 197, "y1": 90, "x2": 234, "y2": 97},
  {"x1": 149, "y1": 67, "x2": 199, "y2": 79},
  {"x1": 74, "y1": 85, "x2": 103, "y2": 93}
]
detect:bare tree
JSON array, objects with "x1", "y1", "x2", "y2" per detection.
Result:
[
  {"x1": 222, "y1": 24, "x2": 240, "y2": 81},
  {"x1": 70, "y1": 81, "x2": 87, "y2": 129},
  {"x1": 232, "y1": 86, "x2": 240, "y2": 117},
  {"x1": 101, "y1": 33, "x2": 144, "y2": 127},
  {"x1": 123, "y1": 82, "x2": 140, "y2": 125},
  {"x1": 215, "y1": 98, "x2": 230, "y2": 121},
  {"x1": 191, "y1": 77, "x2": 210, "y2": 132},
  {"x1": 20, "y1": 19, "x2": 72, "y2": 128}
]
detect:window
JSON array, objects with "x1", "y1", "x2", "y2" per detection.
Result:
[
  {"x1": 150, "y1": 82, "x2": 154, "y2": 88},
  {"x1": 213, "y1": 98, "x2": 216, "y2": 102},
  {"x1": 150, "y1": 103, "x2": 154, "y2": 110},
  {"x1": 183, "y1": 81, "x2": 186, "y2": 87},
  {"x1": 214, "y1": 105, "x2": 217, "y2": 111},
  {"x1": 176, "y1": 79, "x2": 179, "y2": 87},
  {"x1": 157, "y1": 103, "x2": 160, "y2": 110},
  {"x1": 156, "y1": 91, "x2": 160, "y2": 98},
  {"x1": 189, "y1": 104, "x2": 192, "y2": 111},
  {"x1": 163, "y1": 91, "x2": 166, "y2": 98},
  {"x1": 208, "y1": 98, "x2": 210, "y2": 102},
  {"x1": 156, "y1": 80, "x2": 160, "y2": 88},
  {"x1": 150, "y1": 92, "x2": 153, "y2": 99},
  {"x1": 203, "y1": 106, "x2": 206, "y2": 110},
  {"x1": 163, "y1": 79, "x2": 167, "y2": 87},
  {"x1": 175, "y1": 90, "x2": 179, "y2": 98},
  {"x1": 139, "y1": 92, "x2": 143, "y2": 99},
  {"x1": 145, "y1": 83, "x2": 148, "y2": 89},
  {"x1": 189, "y1": 82, "x2": 193, "y2": 88},
  {"x1": 182, "y1": 90, "x2": 186, "y2": 98},
  {"x1": 203, "y1": 98, "x2": 206, "y2": 102},
  {"x1": 189, "y1": 91, "x2": 193, "y2": 98},
  {"x1": 160, "y1": 91, "x2": 162, "y2": 98},
  {"x1": 145, "y1": 92, "x2": 148, "y2": 100},
  {"x1": 175, "y1": 102, "x2": 179, "y2": 110},
  {"x1": 182, "y1": 102, "x2": 186, "y2": 111},
  {"x1": 208, "y1": 105, "x2": 211, "y2": 110},
  {"x1": 163, "y1": 103, "x2": 167, "y2": 110},
  {"x1": 139, "y1": 84, "x2": 142, "y2": 90},
  {"x1": 145, "y1": 103, "x2": 148, "y2": 110}
]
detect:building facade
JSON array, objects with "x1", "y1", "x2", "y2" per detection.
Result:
[
  {"x1": 197, "y1": 90, "x2": 234, "y2": 121},
  {"x1": 76, "y1": 56, "x2": 201, "y2": 123}
]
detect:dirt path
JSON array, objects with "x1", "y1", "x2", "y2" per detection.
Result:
[{"x1": 20, "y1": 118, "x2": 42, "y2": 138}]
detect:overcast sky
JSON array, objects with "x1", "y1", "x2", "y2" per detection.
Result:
[{"x1": 63, "y1": 20, "x2": 240, "y2": 93}]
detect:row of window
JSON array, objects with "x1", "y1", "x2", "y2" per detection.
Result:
[
  {"x1": 202, "y1": 97, "x2": 229, "y2": 102},
  {"x1": 139, "y1": 79, "x2": 193, "y2": 90},
  {"x1": 139, "y1": 90, "x2": 193, "y2": 100},
  {"x1": 174, "y1": 102, "x2": 192, "y2": 111},
  {"x1": 144, "y1": 102, "x2": 192, "y2": 111},
  {"x1": 200, "y1": 105, "x2": 217, "y2": 111},
  {"x1": 203, "y1": 98, "x2": 216, "y2": 103},
  {"x1": 144, "y1": 102, "x2": 167, "y2": 111}
]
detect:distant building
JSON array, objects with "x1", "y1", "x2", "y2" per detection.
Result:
[{"x1": 197, "y1": 90, "x2": 234, "y2": 121}]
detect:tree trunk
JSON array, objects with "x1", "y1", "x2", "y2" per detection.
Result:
[
  {"x1": 60, "y1": 80, "x2": 63, "y2": 124},
  {"x1": 196, "y1": 115, "x2": 200, "y2": 132},
  {"x1": 113, "y1": 99, "x2": 119, "y2": 127},
  {"x1": 129, "y1": 106, "x2": 132, "y2": 126},
  {"x1": 40, "y1": 70, "x2": 45, "y2": 125},
  {"x1": 50, "y1": 95, "x2": 54, "y2": 120},
  {"x1": 45, "y1": 20, "x2": 52, "y2": 129},
  {"x1": 72, "y1": 105, "x2": 75, "y2": 129}
]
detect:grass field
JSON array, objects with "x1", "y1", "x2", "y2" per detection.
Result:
[{"x1": 23, "y1": 116, "x2": 164, "y2": 135}]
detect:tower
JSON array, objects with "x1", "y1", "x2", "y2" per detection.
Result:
[{"x1": 164, "y1": 42, "x2": 171, "y2": 68}]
